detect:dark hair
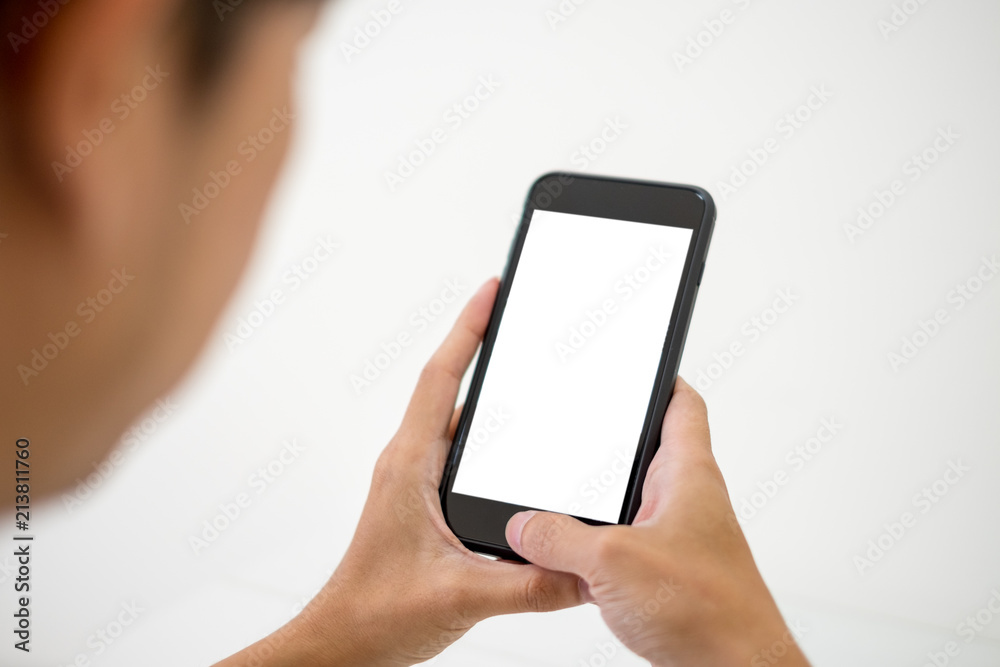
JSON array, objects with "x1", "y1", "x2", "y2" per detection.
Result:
[
  {"x1": 174, "y1": 1, "x2": 263, "y2": 93},
  {"x1": 0, "y1": 1, "x2": 291, "y2": 93}
]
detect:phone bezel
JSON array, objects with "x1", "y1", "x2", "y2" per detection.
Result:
[{"x1": 439, "y1": 172, "x2": 716, "y2": 562}]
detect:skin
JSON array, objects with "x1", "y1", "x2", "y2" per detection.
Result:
[
  {"x1": 506, "y1": 375, "x2": 810, "y2": 666},
  {"x1": 1, "y1": 1, "x2": 810, "y2": 665},
  {"x1": 0, "y1": 0, "x2": 315, "y2": 494}
]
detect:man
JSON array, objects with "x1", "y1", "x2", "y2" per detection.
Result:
[{"x1": 0, "y1": 1, "x2": 810, "y2": 664}]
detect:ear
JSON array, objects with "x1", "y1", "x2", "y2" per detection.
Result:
[{"x1": 17, "y1": 0, "x2": 183, "y2": 235}]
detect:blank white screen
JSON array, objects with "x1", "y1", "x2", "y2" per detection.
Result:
[{"x1": 452, "y1": 210, "x2": 693, "y2": 522}]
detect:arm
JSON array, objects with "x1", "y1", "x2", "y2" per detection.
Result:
[
  {"x1": 505, "y1": 378, "x2": 812, "y2": 667},
  {"x1": 215, "y1": 278, "x2": 583, "y2": 667}
]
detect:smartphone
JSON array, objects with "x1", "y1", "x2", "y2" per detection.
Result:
[{"x1": 439, "y1": 173, "x2": 715, "y2": 561}]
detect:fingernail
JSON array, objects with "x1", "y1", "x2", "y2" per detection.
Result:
[
  {"x1": 477, "y1": 278, "x2": 497, "y2": 295},
  {"x1": 506, "y1": 510, "x2": 537, "y2": 552}
]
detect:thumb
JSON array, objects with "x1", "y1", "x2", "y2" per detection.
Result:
[
  {"x1": 466, "y1": 560, "x2": 584, "y2": 618},
  {"x1": 506, "y1": 510, "x2": 602, "y2": 578}
]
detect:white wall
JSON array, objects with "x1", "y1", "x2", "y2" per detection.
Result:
[{"x1": 14, "y1": 0, "x2": 1000, "y2": 665}]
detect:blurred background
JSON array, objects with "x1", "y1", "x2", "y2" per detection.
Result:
[{"x1": 11, "y1": 0, "x2": 1000, "y2": 664}]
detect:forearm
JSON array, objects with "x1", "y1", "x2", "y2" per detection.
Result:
[
  {"x1": 708, "y1": 583, "x2": 812, "y2": 667},
  {"x1": 212, "y1": 615, "x2": 332, "y2": 667},
  {"x1": 212, "y1": 594, "x2": 366, "y2": 667},
  {"x1": 718, "y1": 624, "x2": 811, "y2": 667},
  {"x1": 212, "y1": 577, "x2": 418, "y2": 667},
  {"x1": 671, "y1": 604, "x2": 812, "y2": 667},
  {"x1": 647, "y1": 622, "x2": 811, "y2": 667}
]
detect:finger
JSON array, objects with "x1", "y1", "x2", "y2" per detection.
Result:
[
  {"x1": 398, "y1": 279, "x2": 498, "y2": 445},
  {"x1": 506, "y1": 511, "x2": 605, "y2": 580},
  {"x1": 650, "y1": 376, "x2": 712, "y2": 471},
  {"x1": 635, "y1": 376, "x2": 719, "y2": 521},
  {"x1": 463, "y1": 558, "x2": 584, "y2": 618},
  {"x1": 666, "y1": 377, "x2": 711, "y2": 449}
]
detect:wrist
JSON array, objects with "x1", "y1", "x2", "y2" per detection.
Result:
[
  {"x1": 293, "y1": 574, "x2": 428, "y2": 667},
  {"x1": 649, "y1": 579, "x2": 809, "y2": 667},
  {"x1": 701, "y1": 560, "x2": 811, "y2": 666},
  {"x1": 708, "y1": 606, "x2": 810, "y2": 667},
  {"x1": 212, "y1": 581, "x2": 370, "y2": 667},
  {"x1": 290, "y1": 577, "x2": 390, "y2": 667},
  {"x1": 212, "y1": 615, "x2": 332, "y2": 667}
]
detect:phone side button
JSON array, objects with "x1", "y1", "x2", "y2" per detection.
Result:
[{"x1": 697, "y1": 261, "x2": 706, "y2": 286}]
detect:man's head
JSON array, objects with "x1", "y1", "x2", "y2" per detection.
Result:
[{"x1": 0, "y1": 0, "x2": 322, "y2": 496}]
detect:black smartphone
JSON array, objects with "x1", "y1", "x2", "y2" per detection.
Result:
[{"x1": 439, "y1": 173, "x2": 715, "y2": 561}]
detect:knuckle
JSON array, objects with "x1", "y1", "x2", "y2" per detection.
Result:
[
  {"x1": 688, "y1": 387, "x2": 708, "y2": 415},
  {"x1": 419, "y1": 360, "x2": 457, "y2": 389},
  {"x1": 418, "y1": 362, "x2": 440, "y2": 386},
  {"x1": 521, "y1": 571, "x2": 563, "y2": 613},
  {"x1": 691, "y1": 451, "x2": 725, "y2": 483},
  {"x1": 591, "y1": 527, "x2": 631, "y2": 565},
  {"x1": 372, "y1": 447, "x2": 395, "y2": 485},
  {"x1": 677, "y1": 378, "x2": 708, "y2": 411},
  {"x1": 420, "y1": 350, "x2": 465, "y2": 387},
  {"x1": 371, "y1": 442, "x2": 406, "y2": 492}
]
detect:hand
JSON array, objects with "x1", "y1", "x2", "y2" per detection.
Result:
[
  {"x1": 505, "y1": 379, "x2": 811, "y2": 667},
  {"x1": 216, "y1": 278, "x2": 583, "y2": 667}
]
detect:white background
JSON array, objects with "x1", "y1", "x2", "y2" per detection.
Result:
[
  {"x1": 452, "y1": 210, "x2": 692, "y2": 522},
  {"x1": 5, "y1": 0, "x2": 999, "y2": 665}
]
